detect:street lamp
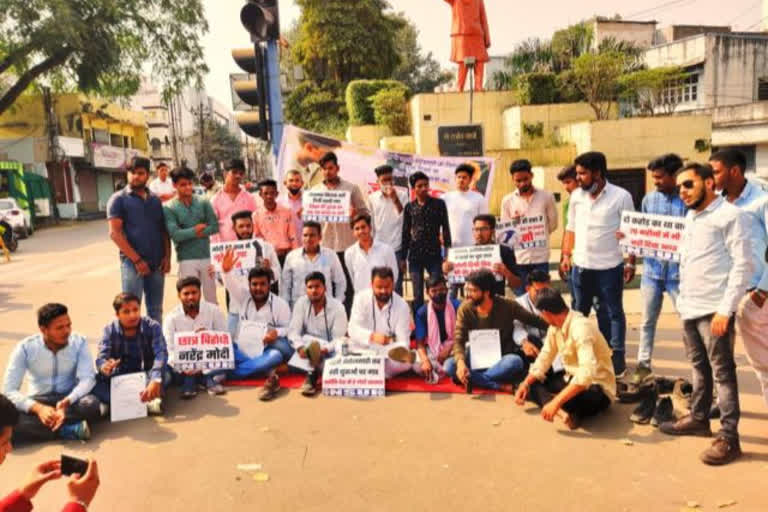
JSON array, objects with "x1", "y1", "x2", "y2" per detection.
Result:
[{"x1": 464, "y1": 56, "x2": 476, "y2": 123}]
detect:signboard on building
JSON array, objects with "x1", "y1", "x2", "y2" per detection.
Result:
[
  {"x1": 91, "y1": 143, "x2": 142, "y2": 169},
  {"x1": 437, "y1": 124, "x2": 484, "y2": 157},
  {"x1": 56, "y1": 137, "x2": 85, "y2": 158}
]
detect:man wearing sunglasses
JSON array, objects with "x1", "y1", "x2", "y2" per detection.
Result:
[{"x1": 659, "y1": 163, "x2": 752, "y2": 466}]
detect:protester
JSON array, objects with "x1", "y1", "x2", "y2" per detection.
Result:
[
  {"x1": 210, "y1": 159, "x2": 258, "y2": 243},
  {"x1": 164, "y1": 166, "x2": 220, "y2": 304},
  {"x1": 402, "y1": 171, "x2": 452, "y2": 311},
  {"x1": 442, "y1": 163, "x2": 488, "y2": 248},
  {"x1": 515, "y1": 288, "x2": 616, "y2": 430},
  {"x1": 278, "y1": 169, "x2": 305, "y2": 244},
  {"x1": 512, "y1": 270, "x2": 558, "y2": 368},
  {"x1": 556, "y1": 165, "x2": 579, "y2": 288},
  {"x1": 252, "y1": 179, "x2": 299, "y2": 265},
  {"x1": 657, "y1": 163, "x2": 751, "y2": 465},
  {"x1": 107, "y1": 156, "x2": 170, "y2": 323},
  {"x1": 288, "y1": 272, "x2": 349, "y2": 396},
  {"x1": 282, "y1": 221, "x2": 346, "y2": 309},
  {"x1": 2, "y1": 304, "x2": 99, "y2": 443},
  {"x1": 200, "y1": 171, "x2": 222, "y2": 200},
  {"x1": 446, "y1": 269, "x2": 549, "y2": 393},
  {"x1": 344, "y1": 213, "x2": 398, "y2": 295},
  {"x1": 629, "y1": 154, "x2": 686, "y2": 386},
  {"x1": 413, "y1": 275, "x2": 461, "y2": 379},
  {"x1": 163, "y1": 277, "x2": 228, "y2": 399},
  {"x1": 560, "y1": 151, "x2": 636, "y2": 376},
  {"x1": 148, "y1": 162, "x2": 176, "y2": 202},
  {"x1": 349, "y1": 267, "x2": 416, "y2": 379},
  {"x1": 92, "y1": 293, "x2": 169, "y2": 416},
  {"x1": 368, "y1": 165, "x2": 409, "y2": 295}
]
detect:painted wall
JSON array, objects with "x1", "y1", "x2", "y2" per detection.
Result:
[{"x1": 502, "y1": 103, "x2": 611, "y2": 150}]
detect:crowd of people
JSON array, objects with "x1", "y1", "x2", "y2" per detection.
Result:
[{"x1": 2, "y1": 146, "x2": 767, "y2": 492}]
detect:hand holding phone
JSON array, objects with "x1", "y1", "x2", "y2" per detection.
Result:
[{"x1": 61, "y1": 454, "x2": 88, "y2": 477}]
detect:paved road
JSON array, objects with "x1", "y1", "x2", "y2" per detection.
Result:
[{"x1": 0, "y1": 222, "x2": 766, "y2": 511}]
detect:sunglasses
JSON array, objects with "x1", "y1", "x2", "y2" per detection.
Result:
[{"x1": 679, "y1": 180, "x2": 695, "y2": 190}]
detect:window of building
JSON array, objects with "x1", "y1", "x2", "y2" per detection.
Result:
[
  {"x1": 661, "y1": 73, "x2": 699, "y2": 105},
  {"x1": 93, "y1": 129, "x2": 110, "y2": 145},
  {"x1": 110, "y1": 133, "x2": 123, "y2": 147},
  {"x1": 758, "y1": 78, "x2": 768, "y2": 101}
]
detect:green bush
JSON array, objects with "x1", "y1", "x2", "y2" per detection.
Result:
[
  {"x1": 346, "y1": 79, "x2": 409, "y2": 125},
  {"x1": 284, "y1": 81, "x2": 347, "y2": 137},
  {"x1": 372, "y1": 88, "x2": 411, "y2": 136},
  {"x1": 515, "y1": 72, "x2": 557, "y2": 105},
  {"x1": 555, "y1": 70, "x2": 586, "y2": 103}
]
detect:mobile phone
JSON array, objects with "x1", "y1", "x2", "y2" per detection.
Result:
[{"x1": 61, "y1": 454, "x2": 88, "y2": 476}]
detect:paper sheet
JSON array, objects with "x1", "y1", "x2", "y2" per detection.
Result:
[
  {"x1": 468, "y1": 329, "x2": 502, "y2": 370},
  {"x1": 238, "y1": 320, "x2": 267, "y2": 359},
  {"x1": 110, "y1": 372, "x2": 148, "y2": 422}
]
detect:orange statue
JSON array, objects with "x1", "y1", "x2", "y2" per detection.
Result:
[{"x1": 443, "y1": 0, "x2": 491, "y2": 92}]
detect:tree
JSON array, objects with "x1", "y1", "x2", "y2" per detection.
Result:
[
  {"x1": 551, "y1": 23, "x2": 593, "y2": 72},
  {"x1": 391, "y1": 13, "x2": 452, "y2": 93},
  {"x1": 618, "y1": 67, "x2": 688, "y2": 116},
  {"x1": 571, "y1": 51, "x2": 628, "y2": 120},
  {"x1": 284, "y1": 81, "x2": 347, "y2": 138},
  {"x1": 192, "y1": 117, "x2": 242, "y2": 172},
  {"x1": 505, "y1": 38, "x2": 554, "y2": 75},
  {"x1": 372, "y1": 87, "x2": 410, "y2": 135},
  {"x1": 0, "y1": 0, "x2": 208, "y2": 115}
]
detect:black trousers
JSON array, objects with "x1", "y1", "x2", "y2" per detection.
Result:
[
  {"x1": 337, "y1": 251, "x2": 354, "y2": 316},
  {"x1": 528, "y1": 374, "x2": 610, "y2": 419},
  {"x1": 12, "y1": 392, "x2": 101, "y2": 444}
]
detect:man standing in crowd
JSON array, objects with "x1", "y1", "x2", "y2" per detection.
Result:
[
  {"x1": 629, "y1": 154, "x2": 686, "y2": 386},
  {"x1": 164, "y1": 166, "x2": 219, "y2": 304},
  {"x1": 200, "y1": 171, "x2": 222, "y2": 200},
  {"x1": 278, "y1": 169, "x2": 305, "y2": 244},
  {"x1": 148, "y1": 162, "x2": 176, "y2": 203},
  {"x1": 282, "y1": 221, "x2": 346, "y2": 309},
  {"x1": 402, "y1": 172, "x2": 452, "y2": 311},
  {"x1": 93, "y1": 293, "x2": 168, "y2": 416},
  {"x1": 446, "y1": 269, "x2": 549, "y2": 393},
  {"x1": 442, "y1": 163, "x2": 488, "y2": 248},
  {"x1": 659, "y1": 163, "x2": 751, "y2": 466},
  {"x1": 560, "y1": 151, "x2": 636, "y2": 376},
  {"x1": 345, "y1": 213, "x2": 398, "y2": 295},
  {"x1": 3, "y1": 304, "x2": 100, "y2": 442},
  {"x1": 107, "y1": 156, "x2": 170, "y2": 323},
  {"x1": 288, "y1": 272, "x2": 349, "y2": 396},
  {"x1": 413, "y1": 275, "x2": 461, "y2": 379},
  {"x1": 557, "y1": 165, "x2": 579, "y2": 287},
  {"x1": 500, "y1": 159, "x2": 558, "y2": 296},
  {"x1": 210, "y1": 159, "x2": 258, "y2": 243},
  {"x1": 369, "y1": 165, "x2": 409, "y2": 295},
  {"x1": 253, "y1": 179, "x2": 299, "y2": 266},
  {"x1": 515, "y1": 288, "x2": 616, "y2": 430}
]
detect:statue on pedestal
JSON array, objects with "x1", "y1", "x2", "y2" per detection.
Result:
[{"x1": 443, "y1": 0, "x2": 491, "y2": 92}]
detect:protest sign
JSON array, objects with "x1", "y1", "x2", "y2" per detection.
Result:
[
  {"x1": 322, "y1": 353, "x2": 386, "y2": 398},
  {"x1": 495, "y1": 220, "x2": 517, "y2": 248},
  {"x1": 619, "y1": 211, "x2": 685, "y2": 262},
  {"x1": 110, "y1": 372, "x2": 147, "y2": 423},
  {"x1": 237, "y1": 320, "x2": 267, "y2": 359},
  {"x1": 469, "y1": 330, "x2": 502, "y2": 370},
  {"x1": 510, "y1": 215, "x2": 548, "y2": 250},
  {"x1": 447, "y1": 245, "x2": 502, "y2": 283},
  {"x1": 171, "y1": 331, "x2": 235, "y2": 372},
  {"x1": 302, "y1": 190, "x2": 351, "y2": 223},
  {"x1": 210, "y1": 240, "x2": 260, "y2": 277}
]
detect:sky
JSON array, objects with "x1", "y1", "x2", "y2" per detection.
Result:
[{"x1": 202, "y1": 0, "x2": 766, "y2": 108}]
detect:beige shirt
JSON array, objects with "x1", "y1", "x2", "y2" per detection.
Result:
[
  {"x1": 500, "y1": 188, "x2": 558, "y2": 264},
  {"x1": 313, "y1": 179, "x2": 369, "y2": 253},
  {"x1": 529, "y1": 311, "x2": 616, "y2": 401}
]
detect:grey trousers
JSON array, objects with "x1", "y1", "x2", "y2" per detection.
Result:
[{"x1": 12, "y1": 392, "x2": 101, "y2": 444}]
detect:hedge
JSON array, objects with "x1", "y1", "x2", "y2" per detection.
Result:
[
  {"x1": 515, "y1": 72, "x2": 558, "y2": 105},
  {"x1": 346, "y1": 80, "x2": 410, "y2": 126}
]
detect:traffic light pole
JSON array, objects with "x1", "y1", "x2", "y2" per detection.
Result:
[
  {"x1": 253, "y1": 41, "x2": 269, "y2": 144},
  {"x1": 266, "y1": 39, "x2": 284, "y2": 158}
]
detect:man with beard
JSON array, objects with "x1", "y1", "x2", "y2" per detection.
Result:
[
  {"x1": 163, "y1": 277, "x2": 228, "y2": 399},
  {"x1": 445, "y1": 269, "x2": 549, "y2": 393},
  {"x1": 293, "y1": 132, "x2": 342, "y2": 190},
  {"x1": 288, "y1": 272, "x2": 349, "y2": 396},
  {"x1": 278, "y1": 170, "x2": 305, "y2": 244},
  {"x1": 560, "y1": 151, "x2": 636, "y2": 377},
  {"x1": 221, "y1": 249, "x2": 292, "y2": 401},
  {"x1": 659, "y1": 163, "x2": 751, "y2": 466},
  {"x1": 413, "y1": 275, "x2": 461, "y2": 380},
  {"x1": 107, "y1": 156, "x2": 170, "y2": 323},
  {"x1": 500, "y1": 159, "x2": 558, "y2": 296},
  {"x1": 210, "y1": 159, "x2": 258, "y2": 243},
  {"x1": 252, "y1": 179, "x2": 299, "y2": 265}
]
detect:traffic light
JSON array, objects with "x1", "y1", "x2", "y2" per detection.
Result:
[
  {"x1": 231, "y1": 46, "x2": 268, "y2": 140},
  {"x1": 240, "y1": 0, "x2": 280, "y2": 42}
]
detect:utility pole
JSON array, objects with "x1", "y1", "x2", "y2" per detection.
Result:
[{"x1": 42, "y1": 87, "x2": 61, "y2": 221}]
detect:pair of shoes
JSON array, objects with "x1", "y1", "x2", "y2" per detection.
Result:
[
  {"x1": 388, "y1": 346, "x2": 416, "y2": 364},
  {"x1": 651, "y1": 397, "x2": 675, "y2": 427},
  {"x1": 207, "y1": 383, "x2": 227, "y2": 396},
  {"x1": 672, "y1": 378, "x2": 693, "y2": 400},
  {"x1": 630, "y1": 386, "x2": 658, "y2": 424},
  {"x1": 301, "y1": 371, "x2": 319, "y2": 397},
  {"x1": 305, "y1": 341, "x2": 324, "y2": 368},
  {"x1": 659, "y1": 414, "x2": 712, "y2": 437},
  {"x1": 619, "y1": 381, "x2": 655, "y2": 404},
  {"x1": 147, "y1": 398, "x2": 164, "y2": 416},
  {"x1": 654, "y1": 376, "x2": 677, "y2": 395},
  {"x1": 259, "y1": 374, "x2": 281, "y2": 401},
  {"x1": 700, "y1": 436, "x2": 742, "y2": 465},
  {"x1": 629, "y1": 365, "x2": 654, "y2": 387},
  {"x1": 58, "y1": 420, "x2": 91, "y2": 441}
]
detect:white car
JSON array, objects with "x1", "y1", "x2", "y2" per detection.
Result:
[{"x1": 0, "y1": 197, "x2": 32, "y2": 238}]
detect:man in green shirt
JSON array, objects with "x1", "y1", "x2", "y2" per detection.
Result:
[
  {"x1": 557, "y1": 165, "x2": 578, "y2": 285},
  {"x1": 164, "y1": 167, "x2": 220, "y2": 304}
]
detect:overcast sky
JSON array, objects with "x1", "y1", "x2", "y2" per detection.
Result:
[{"x1": 202, "y1": 0, "x2": 765, "y2": 108}]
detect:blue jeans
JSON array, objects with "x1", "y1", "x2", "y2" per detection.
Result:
[
  {"x1": 92, "y1": 367, "x2": 172, "y2": 404},
  {"x1": 571, "y1": 264, "x2": 627, "y2": 375},
  {"x1": 514, "y1": 262, "x2": 550, "y2": 296},
  {"x1": 444, "y1": 350, "x2": 525, "y2": 390},
  {"x1": 228, "y1": 337, "x2": 295, "y2": 379},
  {"x1": 227, "y1": 312, "x2": 240, "y2": 339},
  {"x1": 638, "y1": 276, "x2": 679, "y2": 368},
  {"x1": 409, "y1": 259, "x2": 443, "y2": 312},
  {"x1": 121, "y1": 257, "x2": 165, "y2": 323}
]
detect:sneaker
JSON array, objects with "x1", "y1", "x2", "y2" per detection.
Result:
[
  {"x1": 305, "y1": 341, "x2": 323, "y2": 368},
  {"x1": 259, "y1": 374, "x2": 281, "y2": 401},
  {"x1": 147, "y1": 398, "x2": 164, "y2": 416},
  {"x1": 615, "y1": 369, "x2": 627, "y2": 380},
  {"x1": 301, "y1": 372, "x2": 318, "y2": 397},
  {"x1": 207, "y1": 383, "x2": 227, "y2": 396},
  {"x1": 388, "y1": 346, "x2": 416, "y2": 364},
  {"x1": 58, "y1": 420, "x2": 91, "y2": 441},
  {"x1": 630, "y1": 365, "x2": 654, "y2": 386},
  {"x1": 709, "y1": 404, "x2": 721, "y2": 419},
  {"x1": 618, "y1": 381, "x2": 655, "y2": 404},
  {"x1": 630, "y1": 387, "x2": 657, "y2": 424},
  {"x1": 700, "y1": 436, "x2": 742, "y2": 466},
  {"x1": 651, "y1": 396, "x2": 675, "y2": 427},
  {"x1": 654, "y1": 376, "x2": 677, "y2": 395},
  {"x1": 659, "y1": 414, "x2": 712, "y2": 437}
]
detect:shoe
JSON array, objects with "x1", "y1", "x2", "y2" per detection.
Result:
[
  {"x1": 58, "y1": 420, "x2": 91, "y2": 441},
  {"x1": 659, "y1": 414, "x2": 712, "y2": 437},
  {"x1": 305, "y1": 341, "x2": 323, "y2": 368},
  {"x1": 630, "y1": 387, "x2": 658, "y2": 424},
  {"x1": 700, "y1": 436, "x2": 742, "y2": 466},
  {"x1": 615, "y1": 369, "x2": 627, "y2": 380},
  {"x1": 181, "y1": 389, "x2": 197, "y2": 400},
  {"x1": 388, "y1": 346, "x2": 416, "y2": 364},
  {"x1": 147, "y1": 398, "x2": 164, "y2": 416},
  {"x1": 301, "y1": 372, "x2": 318, "y2": 397},
  {"x1": 618, "y1": 381, "x2": 655, "y2": 404},
  {"x1": 465, "y1": 377, "x2": 474, "y2": 395},
  {"x1": 654, "y1": 376, "x2": 677, "y2": 395},
  {"x1": 99, "y1": 402, "x2": 110, "y2": 418},
  {"x1": 709, "y1": 404, "x2": 721, "y2": 419},
  {"x1": 630, "y1": 365, "x2": 654, "y2": 387},
  {"x1": 259, "y1": 374, "x2": 281, "y2": 401},
  {"x1": 207, "y1": 383, "x2": 226, "y2": 396},
  {"x1": 672, "y1": 378, "x2": 693, "y2": 400},
  {"x1": 651, "y1": 396, "x2": 675, "y2": 427}
]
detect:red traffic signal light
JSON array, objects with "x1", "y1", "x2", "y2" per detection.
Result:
[{"x1": 241, "y1": 0, "x2": 280, "y2": 42}]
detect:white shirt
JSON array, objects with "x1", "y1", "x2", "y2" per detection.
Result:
[
  {"x1": 513, "y1": 293, "x2": 563, "y2": 372},
  {"x1": 442, "y1": 190, "x2": 488, "y2": 248},
  {"x1": 223, "y1": 270, "x2": 291, "y2": 338},
  {"x1": 149, "y1": 176, "x2": 175, "y2": 199},
  {"x1": 344, "y1": 240, "x2": 399, "y2": 294},
  {"x1": 678, "y1": 197, "x2": 752, "y2": 320},
  {"x1": 567, "y1": 182, "x2": 635, "y2": 270},
  {"x1": 281, "y1": 247, "x2": 346, "y2": 308},
  {"x1": 163, "y1": 301, "x2": 227, "y2": 366},
  {"x1": 349, "y1": 288, "x2": 412, "y2": 346},
  {"x1": 369, "y1": 188, "x2": 409, "y2": 251},
  {"x1": 227, "y1": 237, "x2": 282, "y2": 314},
  {"x1": 500, "y1": 188, "x2": 559, "y2": 264},
  {"x1": 287, "y1": 296, "x2": 349, "y2": 351}
]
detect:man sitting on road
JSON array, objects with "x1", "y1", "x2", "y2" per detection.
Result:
[
  {"x1": 2, "y1": 304, "x2": 100, "y2": 443},
  {"x1": 349, "y1": 267, "x2": 416, "y2": 379},
  {"x1": 163, "y1": 277, "x2": 228, "y2": 399},
  {"x1": 221, "y1": 248, "x2": 293, "y2": 402},
  {"x1": 288, "y1": 272, "x2": 349, "y2": 396},
  {"x1": 413, "y1": 275, "x2": 461, "y2": 380},
  {"x1": 513, "y1": 270, "x2": 561, "y2": 372},
  {"x1": 92, "y1": 293, "x2": 169, "y2": 416},
  {"x1": 515, "y1": 288, "x2": 616, "y2": 430}
]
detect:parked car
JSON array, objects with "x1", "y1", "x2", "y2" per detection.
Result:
[{"x1": 0, "y1": 197, "x2": 31, "y2": 238}]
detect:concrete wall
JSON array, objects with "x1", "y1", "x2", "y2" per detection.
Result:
[
  {"x1": 756, "y1": 143, "x2": 768, "y2": 177},
  {"x1": 655, "y1": 25, "x2": 731, "y2": 45},
  {"x1": 502, "y1": 103, "x2": 610, "y2": 150},
  {"x1": 346, "y1": 125, "x2": 391, "y2": 148},
  {"x1": 644, "y1": 34, "x2": 707, "y2": 69},
  {"x1": 380, "y1": 136, "x2": 415, "y2": 154},
  {"x1": 593, "y1": 20, "x2": 656, "y2": 50}
]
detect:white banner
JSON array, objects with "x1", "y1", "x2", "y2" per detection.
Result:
[
  {"x1": 210, "y1": 240, "x2": 260, "y2": 278},
  {"x1": 619, "y1": 211, "x2": 685, "y2": 262},
  {"x1": 447, "y1": 245, "x2": 502, "y2": 284},
  {"x1": 171, "y1": 331, "x2": 235, "y2": 371},
  {"x1": 91, "y1": 143, "x2": 142, "y2": 169},
  {"x1": 322, "y1": 353, "x2": 386, "y2": 398},
  {"x1": 302, "y1": 190, "x2": 351, "y2": 223}
]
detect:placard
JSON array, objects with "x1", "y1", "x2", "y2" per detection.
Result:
[
  {"x1": 469, "y1": 329, "x2": 502, "y2": 370},
  {"x1": 237, "y1": 320, "x2": 267, "y2": 359},
  {"x1": 210, "y1": 240, "x2": 260, "y2": 277},
  {"x1": 447, "y1": 245, "x2": 502, "y2": 283},
  {"x1": 511, "y1": 215, "x2": 548, "y2": 250},
  {"x1": 110, "y1": 372, "x2": 148, "y2": 423},
  {"x1": 322, "y1": 353, "x2": 386, "y2": 398},
  {"x1": 172, "y1": 331, "x2": 235, "y2": 371},
  {"x1": 302, "y1": 190, "x2": 351, "y2": 223},
  {"x1": 619, "y1": 211, "x2": 685, "y2": 262},
  {"x1": 496, "y1": 220, "x2": 517, "y2": 248}
]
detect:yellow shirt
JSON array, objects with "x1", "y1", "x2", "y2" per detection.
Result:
[{"x1": 529, "y1": 311, "x2": 616, "y2": 401}]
